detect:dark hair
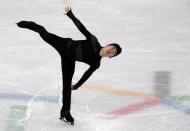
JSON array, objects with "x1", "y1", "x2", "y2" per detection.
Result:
[{"x1": 108, "y1": 43, "x2": 122, "y2": 57}]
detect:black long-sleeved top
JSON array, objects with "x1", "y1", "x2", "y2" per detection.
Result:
[{"x1": 66, "y1": 9, "x2": 103, "y2": 89}]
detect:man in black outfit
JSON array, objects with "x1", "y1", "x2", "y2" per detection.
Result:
[{"x1": 16, "y1": 4, "x2": 122, "y2": 125}]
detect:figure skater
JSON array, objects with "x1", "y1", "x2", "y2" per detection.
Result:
[{"x1": 16, "y1": 4, "x2": 122, "y2": 125}]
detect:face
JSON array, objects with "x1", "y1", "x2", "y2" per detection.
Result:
[{"x1": 104, "y1": 45, "x2": 117, "y2": 58}]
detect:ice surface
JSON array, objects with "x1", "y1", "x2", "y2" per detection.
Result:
[{"x1": 0, "y1": 0, "x2": 190, "y2": 130}]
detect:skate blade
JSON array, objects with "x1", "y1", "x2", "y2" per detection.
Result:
[{"x1": 59, "y1": 117, "x2": 74, "y2": 125}]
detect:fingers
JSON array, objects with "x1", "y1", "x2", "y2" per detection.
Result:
[
  {"x1": 71, "y1": 85, "x2": 75, "y2": 89},
  {"x1": 63, "y1": 4, "x2": 71, "y2": 15},
  {"x1": 71, "y1": 87, "x2": 76, "y2": 90},
  {"x1": 64, "y1": 4, "x2": 71, "y2": 10},
  {"x1": 71, "y1": 85, "x2": 78, "y2": 90}
]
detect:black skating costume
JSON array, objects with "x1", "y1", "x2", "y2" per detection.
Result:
[{"x1": 17, "y1": 9, "x2": 103, "y2": 125}]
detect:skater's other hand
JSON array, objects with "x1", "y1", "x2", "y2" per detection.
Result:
[
  {"x1": 71, "y1": 85, "x2": 78, "y2": 90},
  {"x1": 63, "y1": 4, "x2": 71, "y2": 15}
]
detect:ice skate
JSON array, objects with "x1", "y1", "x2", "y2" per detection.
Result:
[
  {"x1": 59, "y1": 111, "x2": 74, "y2": 125},
  {"x1": 16, "y1": 21, "x2": 44, "y2": 32}
]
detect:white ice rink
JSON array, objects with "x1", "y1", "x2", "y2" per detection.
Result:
[{"x1": 0, "y1": 0, "x2": 190, "y2": 130}]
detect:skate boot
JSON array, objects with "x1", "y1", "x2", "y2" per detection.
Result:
[
  {"x1": 16, "y1": 21, "x2": 44, "y2": 32},
  {"x1": 59, "y1": 111, "x2": 74, "y2": 125}
]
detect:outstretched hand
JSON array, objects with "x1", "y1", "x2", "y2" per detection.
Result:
[{"x1": 63, "y1": 4, "x2": 71, "y2": 15}]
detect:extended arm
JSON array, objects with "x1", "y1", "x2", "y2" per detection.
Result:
[
  {"x1": 64, "y1": 5, "x2": 92, "y2": 39},
  {"x1": 72, "y1": 66, "x2": 98, "y2": 90}
]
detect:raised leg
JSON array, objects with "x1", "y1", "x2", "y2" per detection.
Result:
[{"x1": 17, "y1": 21, "x2": 72, "y2": 54}]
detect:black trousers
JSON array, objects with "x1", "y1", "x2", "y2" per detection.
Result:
[{"x1": 37, "y1": 26, "x2": 75, "y2": 114}]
